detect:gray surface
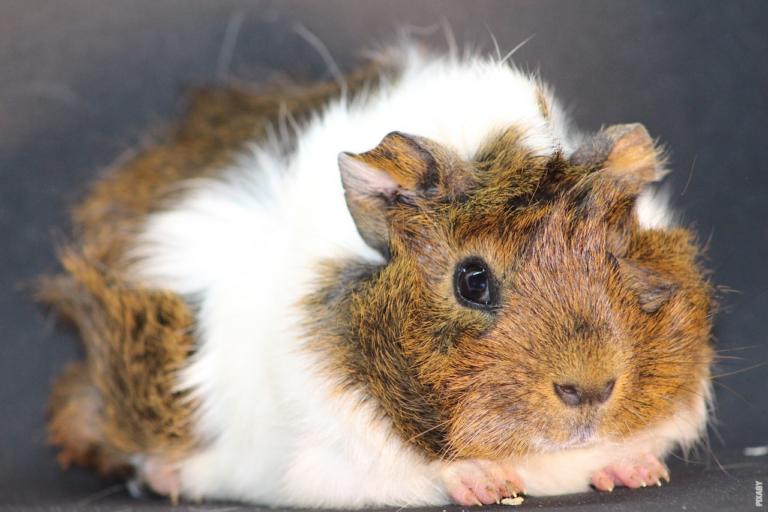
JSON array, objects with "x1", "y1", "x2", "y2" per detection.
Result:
[
  {"x1": 1, "y1": 451, "x2": 766, "y2": 511},
  {"x1": 1, "y1": 1, "x2": 766, "y2": 510}
]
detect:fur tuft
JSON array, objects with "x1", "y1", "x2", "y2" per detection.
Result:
[{"x1": 40, "y1": 248, "x2": 199, "y2": 474}]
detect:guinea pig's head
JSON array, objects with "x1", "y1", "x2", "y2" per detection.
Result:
[{"x1": 332, "y1": 125, "x2": 714, "y2": 460}]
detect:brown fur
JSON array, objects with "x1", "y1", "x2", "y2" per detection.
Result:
[
  {"x1": 41, "y1": 248, "x2": 198, "y2": 473},
  {"x1": 42, "y1": 62, "x2": 389, "y2": 477},
  {"x1": 306, "y1": 124, "x2": 714, "y2": 461}
]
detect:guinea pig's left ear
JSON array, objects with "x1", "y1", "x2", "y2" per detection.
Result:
[
  {"x1": 338, "y1": 131, "x2": 471, "y2": 257},
  {"x1": 615, "y1": 256, "x2": 679, "y2": 314},
  {"x1": 570, "y1": 123, "x2": 666, "y2": 185}
]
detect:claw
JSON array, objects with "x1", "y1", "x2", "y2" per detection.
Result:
[
  {"x1": 593, "y1": 453, "x2": 671, "y2": 492},
  {"x1": 439, "y1": 459, "x2": 525, "y2": 506},
  {"x1": 141, "y1": 457, "x2": 181, "y2": 504},
  {"x1": 505, "y1": 480, "x2": 518, "y2": 498},
  {"x1": 486, "y1": 485, "x2": 500, "y2": 504}
]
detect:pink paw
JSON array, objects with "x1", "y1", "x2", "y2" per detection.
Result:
[
  {"x1": 591, "y1": 453, "x2": 670, "y2": 491},
  {"x1": 141, "y1": 457, "x2": 181, "y2": 504},
  {"x1": 440, "y1": 459, "x2": 526, "y2": 506}
]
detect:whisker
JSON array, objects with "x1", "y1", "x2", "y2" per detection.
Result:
[
  {"x1": 714, "y1": 345, "x2": 761, "y2": 353},
  {"x1": 501, "y1": 35, "x2": 536, "y2": 65},
  {"x1": 631, "y1": 387, "x2": 691, "y2": 411},
  {"x1": 710, "y1": 380, "x2": 752, "y2": 406},
  {"x1": 647, "y1": 360, "x2": 742, "y2": 367},
  {"x1": 293, "y1": 23, "x2": 348, "y2": 100},
  {"x1": 216, "y1": 9, "x2": 244, "y2": 82},
  {"x1": 710, "y1": 355, "x2": 748, "y2": 362},
  {"x1": 630, "y1": 387, "x2": 730, "y2": 476},
  {"x1": 407, "y1": 418, "x2": 452, "y2": 445},
  {"x1": 623, "y1": 405, "x2": 658, "y2": 443},
  {"x1": 441, "y1": 19, "x2": 458, "y2": 62},
  {"x1": 74, "y1": 484, "x2": 127, "y2": 506},
  {"x1": 485, "y1": 24, "x2": 502, "y2": 63},
  {"x1": 681, "y1": 154, "x2": 696, "y2": 197},
  {"x1": 712, "y1": 362, "x2": 767, "y2": 379},
  {"x1": 675, "y1": 385, "x2": 716, "y2": 407}
]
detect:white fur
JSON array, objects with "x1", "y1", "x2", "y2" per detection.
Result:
[
  {"x1": 636, "y1": 186, "x2": 674, "y2": 229},
  {"x1": 129, "y1": 45, "x2": 700, "y2": 506}
]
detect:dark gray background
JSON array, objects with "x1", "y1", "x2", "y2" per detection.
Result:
[{"x1": 1, "y1": 1, "x2": 766, "y2": 510}]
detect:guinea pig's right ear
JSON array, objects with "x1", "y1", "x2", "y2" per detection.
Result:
[{"x1": 338, "y1": 131, "x2": 469, "y2": 257}]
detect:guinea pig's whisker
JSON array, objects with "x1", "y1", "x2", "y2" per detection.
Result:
[
  {"x1": 628, "y1": 389, "x2": 727, "y2": 472},
  {"x1": 673, "y1": 385, "x2": 716, "y2": 407},
  {"x1": 407, "y1": 419, "x2": 452, "y2": 445},
  {"x1": 631, "y1": 387, "x2": 690, "y2": 411},
  {"x1": 711, "y1": 361, "x2": 767, "y2": 379},
  {"x1": 622, "y1": 405, "x2": 658, "y2": 442},
  {"x1": 648, "y1": 360, "x2": 732, "y2": 367},
  {"x1": 74, "y1": 484, "x2": 128, "y2": 506},
  {"x1": 714, "y1": 345, "x2": 762, "y2": 353},
  {"x1": 632, "y1": 388, "x2": 712, "y2": 443},
  {"x1": 708, "y1": 380, "x2": 752, "y2": 405},
  {"x1": 710, "y1": 354, "x2": 747, "y2": 362},
  {"x1": 619, "y1": 419, "x2": 632, "y2": 446}
]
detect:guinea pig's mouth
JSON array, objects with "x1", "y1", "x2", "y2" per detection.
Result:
[
  {"x1": 561, "y1": 426, "x2": 597, "y2": 450},
  {"x1": 531, "y1": 425, "x2": 599, "y2": 453},
  {"x1": 564, "y1": 438, "x2": 591, "y2": 448}
]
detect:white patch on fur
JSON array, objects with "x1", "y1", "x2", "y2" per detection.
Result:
[
  {"x1": 636, "y1": 186, "x2": 674, "y2": 229},
  {"x1": 128, "y1": 44, "x2": 701, "y2": 506}
]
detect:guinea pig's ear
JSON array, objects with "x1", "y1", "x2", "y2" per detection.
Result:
[
  {"x1": 615, "y1": 256, "x2": 679, "y2": 314},
  {"x1": 338, "y1": 131, "x2": 470, "y2": 257},
  {"x1": 338, "y1": 151, "x2": 398, "y2": 257},
  {"x1": 570, "y1": 123, "x2": 666, "y2": 185}
]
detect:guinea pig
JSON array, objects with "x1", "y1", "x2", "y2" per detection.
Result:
[{"x1": 41, "y1": 41, "x2": 714, "y2": 508}]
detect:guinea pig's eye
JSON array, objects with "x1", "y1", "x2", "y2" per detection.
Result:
[{"x1": 455, "y1": 262, "x2": 494, "y2": 307}]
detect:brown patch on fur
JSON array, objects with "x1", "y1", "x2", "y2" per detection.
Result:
[
  {"x1": 305, "y1": 125, "x2": 714, "y2": 461},
  {"x1": 47, "y1": 363, "x2": 124, "y2": 472},
  {"x1": 41, "y1": 249, "x2": 198, "y2": 473},
  {"x1": 43, "y1": 60, "x2": 390, "y2": 478}
]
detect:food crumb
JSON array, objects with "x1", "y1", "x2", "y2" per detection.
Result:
[
  {"x1": 501, "y1": 497, "x2": 524, "y2": 506},
  {"x1": 744, "y1": 446, "x2": 768, "y2": 457}
]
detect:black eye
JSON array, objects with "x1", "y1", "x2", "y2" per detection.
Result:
[{"x1": 456, "y1": 264, "x2": 492, "y2": 306}]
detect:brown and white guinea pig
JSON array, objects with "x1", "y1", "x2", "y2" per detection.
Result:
[{"x1": 42, "y1": 41, "x2": 714, "y2": 508}]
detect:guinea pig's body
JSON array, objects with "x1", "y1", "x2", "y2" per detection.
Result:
[{"x1": 44, "y1": 43, "x2": 714, "y2": 507}]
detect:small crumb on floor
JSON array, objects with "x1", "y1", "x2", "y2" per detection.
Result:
[
  {"x1": 501, "y1": 497, "x2": 524, "y2": 506},
  {"x1": 744, "y1": 446, "x2": 768, "y2": 457}
]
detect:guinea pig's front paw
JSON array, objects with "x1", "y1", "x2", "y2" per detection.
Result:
[
  {"x1": 590, "y1": 453, "x2": 670, "y2": 491},
  {"x1": 130, "y1": 456, "x2": 181, "y2": 504},
  {"x1": 439, "y1": 459, "x2": 526, "y2": 506}
]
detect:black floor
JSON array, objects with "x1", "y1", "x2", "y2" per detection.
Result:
[{"x1": 3, "y1": 450, "x2": 766, "y2": 511}]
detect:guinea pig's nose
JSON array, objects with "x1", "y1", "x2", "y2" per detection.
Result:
[{"x1": 554, "y1": 379, "x2": 616, "y2": 407}]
